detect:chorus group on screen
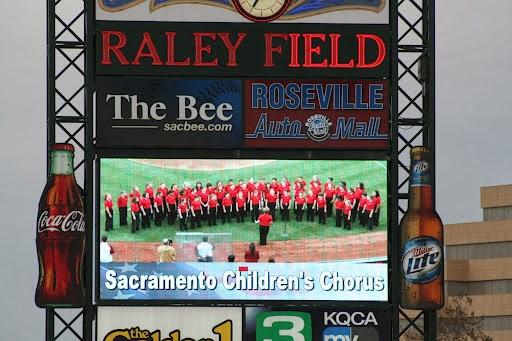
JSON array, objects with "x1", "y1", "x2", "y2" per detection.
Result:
[{"x1": 103, "y1": 176, "x2": 382, "y2": 233}]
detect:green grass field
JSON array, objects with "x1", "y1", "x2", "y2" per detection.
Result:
[{"x1": 99, "y1": 159, "x2": 387, "y2": 243}]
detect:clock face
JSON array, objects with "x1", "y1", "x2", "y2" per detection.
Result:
[{"x1": 233, "y1": 0, "x2": 291, "y2": 22}]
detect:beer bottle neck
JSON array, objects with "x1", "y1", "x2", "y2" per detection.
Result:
[
  {"x1": 408, "y1": 156, "x2": 433, "y2": 211},
  {"x1": 50, "y1": 150, "x2": 74, "y2": 175},
  {"x1": 408, "y1": 186, "x2": 433, "y2": 210}
]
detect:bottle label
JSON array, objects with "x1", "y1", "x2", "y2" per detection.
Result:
[
  {"x1": 410, "y1": 160, "x2": 431, "y2": 187},
  {"x1": 401, "y1": 236, "x2": 442, "y2": 284},
  {"x1": 37, "y1": 210, "x2": 85, "y2": 233}
]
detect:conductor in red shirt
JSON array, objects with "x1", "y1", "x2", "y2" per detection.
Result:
[
  {"x1": 244, "y1": 242, "x2": 260, "y2": 262},
  {"x1": 255, "y1": 207, "x2": 273, "y2": 246}
]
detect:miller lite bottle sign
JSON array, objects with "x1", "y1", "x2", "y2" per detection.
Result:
[
  {"x1": 35, "y1": 143, "x2": 85, "y2": 308},
  {"x1": 400, "y1": 146, "x2": 444, "y2": 309}
]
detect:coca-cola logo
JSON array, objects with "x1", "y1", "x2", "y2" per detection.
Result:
[{"x1": 38, "y1": 211, "x2": 85, "y2": 233}]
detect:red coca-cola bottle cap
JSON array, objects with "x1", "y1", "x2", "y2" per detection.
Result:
[{"x1": 51, "y1": 143, "x2": 75, "y2": 152}]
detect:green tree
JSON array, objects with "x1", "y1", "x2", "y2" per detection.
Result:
[{"x1": 404, "y1": 295, "x2": 492, "y2": 341}]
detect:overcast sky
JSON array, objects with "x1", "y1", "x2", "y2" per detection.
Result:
[{"x1": 1, "y1": 0, "x2": 512, "y2": 339}]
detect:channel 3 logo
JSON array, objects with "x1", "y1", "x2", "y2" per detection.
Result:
[
  {"x1": 256, "y1": 311, "x2": 312, "y2": 341},
  {"x1": 255, "y1": 311, "x2": 380, "y2": 341}
]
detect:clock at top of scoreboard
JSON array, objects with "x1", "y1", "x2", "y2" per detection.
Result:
[{"x1": 232, "y1": 0, "x2": 292, "y2": 22}]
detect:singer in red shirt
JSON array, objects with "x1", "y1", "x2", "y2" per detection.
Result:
[
  {"x1": 222, "y1": 193, "x2": 233, "y2": 224},
  {"x1": 363, "y1": 195, "x2": 376, "y2": 230},
  {"x1": 191, "y1": 196, "x2": 203, "y2": 229},
  {"x1": 236, "y1": 191, "x2": 247, "y2": 223},
  {"x1": 294, "y1": 191, "x2": 306, "y2": 222},
  {"x1": 306, "y1": 190, "x2": 317, "y2": 222},
  {"x1": 153, "y1": 192, "x2": 164, "y2": 226},
  {"x1": 343, "y1": 199, "x2": 352, "y2": 230},
  {"x1": 353, "y1": 182, "x2": 364, "y2": 222},
  {"x1": 165, "y1": 191, "x2": 177, "y2": 225},
  {"x1": 208, "y1": 194, "x2": 218, "y2": 226},
  {"x1": 371, "y1": 190, "x2": 381, "y2": 227},
  {"x1": 280, "y1": 190, "x2": 291, "y2": 222},
  {"x1": 316, "y1": 194, "x2": 327, "y2": 224},
  {"x1": 215, "y1": 185, "x2": 226, "y2": 219},
  {"x1": 334, "y1": 195, "x2": 345, "y2": 228},
  {"x1": 357, "y1": 192, "x2": 368, "y2": 226},
  {"x1": 131, "y1": 197, "x2": 141, "y2": 233},
  {"x1": 157, "y1": 183, "x2": 168, "y2": 220},
  {"x1": 250, "y1": 189, "x2": 261, "y2": 223},
  {"x1": 255, "y1": 207, "x2": 273, "y2": 246},
  {"x1": 140, "y1": 193, "x2": 152, "y2": 229},
  {"x1": 324, "y1": 182, "x2": 336, "y2": 218},
  {"x1": 104, "y1": 194, "x2": 114, "y2": 232},
  {"x1": 265, "y1": 188, "x2": 278, "y2": 221},
  {"x1": 199, "y1": 188, "x2": 209, "y2": 222},
  {"x1": 117, "y1": 191, "x2": 128, "y2": 226},
  {"x1": 177, "y1": 199, "x2": 189, "y2": 231}
]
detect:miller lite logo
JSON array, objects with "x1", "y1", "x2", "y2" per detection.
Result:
[
  {"x1": 37, "y1": 211, "x2": 86, "y2": 233},
  {"x1": 410, "y1": 160, "x2": 431, "y2": 187},
  {"x1": 401, "y1": 237, "x2": 442, "y2": 284},
  {"x1": 305, "y1": 114, "x2": 332, "y2": 142},
  {"x1": 412, "y1": 161, "x2": 429, "y2": 173}
]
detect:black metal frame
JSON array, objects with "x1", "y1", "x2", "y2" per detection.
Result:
[{"x1": 45, "y1": 0, "x2": 435, "y2": 339}]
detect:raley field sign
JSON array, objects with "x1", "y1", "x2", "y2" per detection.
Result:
[{"x1": 96, "y1": 21, "x2": 389, "y2": 77}]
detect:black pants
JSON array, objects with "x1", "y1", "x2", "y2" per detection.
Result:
[
  {"x1": 191, "y1": 210, "x2": 202, "y2": 228},
  {"x1": 335, "y1": 209, "x2": 343, "y2": 227},
  {"x1": 352, "y1": 200, "x2": 360, "y2": 221},
  {"x1": 366, "y1": 212, "x2": 374, "y2": 230},
  {"x1": 237, "y1": 207, "x2": 245, "y2": 223},
  {"x1": 119, "y1": 207, "x2": 127, "y2": 226},
  {"x1": 179, "y1": 215, "x2": 188, "y2": 231},
  {"x1": 373, "y1": 210, "x2": 380, "y2": 226},
  {"x1": 259, "y1": 226, "x2": 269, "y2": 245},
  {"x1": 326, "y1": 198, "x2": 333, "y2": 217},
  {"x1": 105, "y1": 209, "x2": 113, "y2": 231},
  {"x1": 359, "y1": 209, "x2": 367, "y2": 226},
  {"x1": 131, "y1": 212, "x2": 140, "y2": 233},
  {"x1": 318, "y1": 209, "x2": 326, "y2": 224},
  {"x1": 280, "y1": 204, "x2": 289, "y2": 221},
  {"x1": 141, "y1": 210, "x2": 151, "y2": 228},
  {"x1": 251, "y1": 205, "x2": 260, "y2": 222},
  {"x1": 217, "y1": 199, "x2": 223, "y2": 218},
  {"x1": 343, "y1": 214, "x2": 352, "y2": 230},
  {"x1": 161, "y1": 201, "x2": 167, "y2": 220},
  {"x1": 295, "y1": 204, "x2": 304, "y2": 221},
  {"x1": 208, "y1": 207, "x2": 217, "y2": 226},
  {"x1": 202, "y1": 202, "x2": 208, "y2": 221},
  {"x1": 167, "y1": 204, "x2": 176, "y2": 225},
  {"x1": 268, "y1": 203, "x2": 277, "y2": 221},
  {"x1": 155, "y1": 205, "x2": 164, "y2": 226},
  {"x1": 306, "y1": 204, "x2": 315, "y2": 222},
  {"x1": 222, "y1": 207, "x2": 232, "y2": 224}
]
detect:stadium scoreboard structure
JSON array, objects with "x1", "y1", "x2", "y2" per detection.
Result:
[{"x1": 44, "y1": 0, "x2": 438, "y2": 339}]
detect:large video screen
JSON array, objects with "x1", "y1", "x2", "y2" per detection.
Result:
[{"x1": 98, "y1": 158, "x2": 388, "y2": 302}]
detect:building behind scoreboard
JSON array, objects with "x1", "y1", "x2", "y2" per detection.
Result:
[{"x1": 445, "y1": 184, "x2": 512, "y2": 340}]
